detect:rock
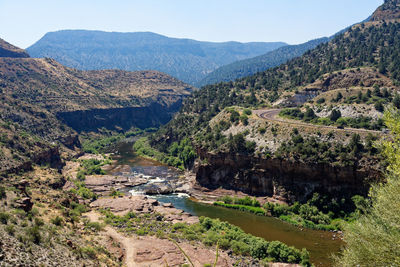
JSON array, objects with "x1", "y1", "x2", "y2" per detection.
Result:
[
  {"x1": 174, "y1": 183, "x2": 191, "y2": 193},
  {"x1": 162, "y1": 203, "x2": 174, "y2": 208},
  {"x1": 90, "y1": 196, "x2": 159, "y2": 213},
  {"x1": 84, "y1": 175, "x2": 149, "y2": 196},
  {"x1": 14, "y1": 197, "x2": 33, "y2": 212},
  {"x1": 143, "y1": 183, "x2": 173, "y2": 195},
  {"x1": 132, "y1": 236, "x2": 234, "y2": 266},
  {"x1": 49, "y1": 176, "x2": 66, "y2": 189}
]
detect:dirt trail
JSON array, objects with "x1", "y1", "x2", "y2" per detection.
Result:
[
  {"x1": 85, "y1": 211, "x2": 137, "y2": 267},
  {"x1": 254, "y1": 108, "x2": 383, "y2": 135}
]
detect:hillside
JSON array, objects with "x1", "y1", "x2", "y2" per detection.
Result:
[
  {"x1": 26, "y1": 30, "x2": 286, "y2": 85},
  {"x1": 150, "y1": 0, "x2": 400, "y2": 186},
  {"x1": 0, "y1": 44, "x2": 194, "y2": 173},
  {"x1": 0, "y1": 38, "x2": 30, "y2": 58},
  {"x1": 197, "y1": 37, "x2": 329, "y2": 87}
]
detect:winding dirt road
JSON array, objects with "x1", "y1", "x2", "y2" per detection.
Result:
[{"x1": 254, "y1": 109, "x2": 383, "y2": 135}]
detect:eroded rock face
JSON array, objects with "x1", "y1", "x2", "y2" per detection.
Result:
[{"x1": 196, "y1": 151, "x2": 381, "y2": 203}]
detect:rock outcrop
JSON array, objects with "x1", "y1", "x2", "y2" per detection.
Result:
[{"x1": 196, "y1": 150, "x2": 381, "y2": 203}]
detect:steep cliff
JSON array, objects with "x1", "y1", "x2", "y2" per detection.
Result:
[{"x1": 196, "y1": 150, "x2": 381, "y2": 203}]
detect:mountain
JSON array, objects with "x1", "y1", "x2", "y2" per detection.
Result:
[
  {"x1": 26, "y1": 30, "x2": 287, "y2": 85},
  {"x1": 0, "y1": 40, "x2": 194, "y2": 173},
  {"x1": 0, "y1": 38, "x2": 30, "y2": 58},
  {"x1": 197, "y1": 37, "x2": 329, "y2": 87}
]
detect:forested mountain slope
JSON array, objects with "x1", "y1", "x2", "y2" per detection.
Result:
[{"x1": 197, "y1": 37, "x2": 329, "y2": 87}]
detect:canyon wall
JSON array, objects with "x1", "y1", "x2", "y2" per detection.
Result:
[
  {"x1": 196, "y1": 150, "x2": 382, "y2": 203},
  {"x1": 57, "y1": 101, "x2": 182, "y2": 133}
]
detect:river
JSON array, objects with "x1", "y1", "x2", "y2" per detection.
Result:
[{"x1": 109, "y1": 141, "x2": 343, "y2": 267}]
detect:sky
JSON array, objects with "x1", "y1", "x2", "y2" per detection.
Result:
[{"x1": 0, "y1": 0, "x2": 384, "y2": 49}]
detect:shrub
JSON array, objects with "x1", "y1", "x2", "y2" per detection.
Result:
[
  {"x1": 243, "y1": 109, "x2": 252, "y2": 116},
  {"x1": 0, "y1": 186, "x2": 6, "y2": 199},
  {"x1": 5, "y1": 224, "x2": 15, "y2": 235},
  {"x1": 219, "y1": 195, "x2": 233, "y2": 204},
  {"x1": 51, "y1": 216, "x2": 64, "y2": 226},
  {"x1": 27, "y1": 225, "x2": 41, "y2": 244},
  {"x1": 230, "y1": 110, "x2": 240, "y2": 123},
  {"x1": 76, "y1": 170, "x2": 85, "y2": 181},
  {"x1": 240, "y1": 115, "x2": 249, "y2": 125},
  {"x1": 375, "y1": 101, "x2": 384, "y2": 112},
  {"x1": 0, "y1": 211, "x2": 10, "y2": 224},
  {"x1": 329, "y1": 109, "x2": 342, "y2": 122},
  {"x1": 34, "y1": 217, "x2": 44, "y2": 226},
  {"x1": 80, "y1": 246, "x2": 97, "y2": 259},
  {"x1": 85, "y1": 221, "x2": 103, "y2": 232}
]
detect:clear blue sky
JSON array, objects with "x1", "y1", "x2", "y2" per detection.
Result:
[{"x1": 0, "y1": 0, "x2": 383, "y2": 48}]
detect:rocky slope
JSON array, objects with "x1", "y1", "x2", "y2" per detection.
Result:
[{"x1": 27, "y1": 30, "x2": 287, "y2": 85}]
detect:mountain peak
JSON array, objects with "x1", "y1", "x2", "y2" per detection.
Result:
[
  {"x1": 0, "y1": 38, "x2": 30, "y2": 58},
  {"x1": 371, "y1": 0, "x2": 400, "y2": 21}
]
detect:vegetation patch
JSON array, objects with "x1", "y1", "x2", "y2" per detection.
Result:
[
  {"x1": 275, "y1": 131, "x2": 379, "y2": 167},
  {"x1": 215, "y1": 194, "x2": 369, "y2": 231},
  {"x1": 100, "y1": 210, "x2": 311, "y2": 266},
  {"x1": 133, "y1": 137, "x2": 196, "y2": 170},
  {"x1": 279, "y1": 107, "x2": 384, "y2": 130},
  {"x1": 81, "y1": 128, "x2": 155, "y2": 154}
]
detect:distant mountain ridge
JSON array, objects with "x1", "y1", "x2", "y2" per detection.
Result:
[
  {"x1": 27, "y1": 30, "x2": 286, "y2": 85},
  {"x1": 197, "y1": 37, "x2": 329, "y2": 87}
]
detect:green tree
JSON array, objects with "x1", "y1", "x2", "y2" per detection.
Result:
[
  {"x1": 375, "y1": 101, "x2": 384, "y2": 112},
  {"x1": 393, "y1": 94, "x2": 400, "y2": 109},
  {"x1": 334, "y1": 92, "x2": 343, "y2": 102},
  {"x1": 335, "y1": 108, "x2": 400, "y2": 266},
  {"x1": 303, "y1": 107, "x2": 316, "y2": 121},
  {"x1": 329, "y1": 109, "x2": 342, "y2": 122}
]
